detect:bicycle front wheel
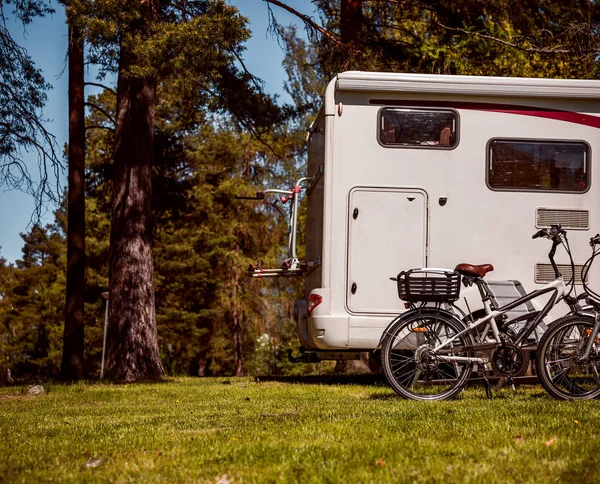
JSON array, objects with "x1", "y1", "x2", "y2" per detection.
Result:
[
  {"x1": 381, "y1": 310, "x2": 474, "y2": 401},
  {"x1": 536, "y1": 314, "x2": 600, "y2": 400}
]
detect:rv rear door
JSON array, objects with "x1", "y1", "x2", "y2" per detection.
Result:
[{"x1": 347, "y1": 187, "x2": 428, "y2": 314}]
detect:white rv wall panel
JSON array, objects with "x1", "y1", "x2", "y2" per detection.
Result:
[{"x1": 304, "y1": 75, "x2": 600, "y2": 351}]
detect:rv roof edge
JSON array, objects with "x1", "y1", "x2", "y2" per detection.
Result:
[
  {"x1": 335, "y1": 71, "x2": 600, "y2": 99},
  {"x1": 324, "y1": 76, "x2": 338, "y2": 116}
]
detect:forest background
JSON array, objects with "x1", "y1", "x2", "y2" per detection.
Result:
[{"x1": 1, "y1": 0, "x2": 599, "y2": 383}]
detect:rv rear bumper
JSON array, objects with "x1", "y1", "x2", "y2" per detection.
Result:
[
  {"x1": 296, "y1": 289, "x2": 350, "y2": 350},
  {"x1": 304, "y1": 314, "x2": 350, "y2": 350}
]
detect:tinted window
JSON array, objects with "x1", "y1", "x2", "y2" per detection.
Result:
[
  {"x1": 488, "y1": 140, "x2": 589, "y2": 192},
  {"x1": 379, "y1": 108, "x2": 457, "y2": 148}
]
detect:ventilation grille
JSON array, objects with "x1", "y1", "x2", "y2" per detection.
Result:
[
  {"x1": 535, "y1": 263, "x2": 588, "y2": 285},
  {"x1": 536, "y1": 208, "x2": 589, "y2": 230}
]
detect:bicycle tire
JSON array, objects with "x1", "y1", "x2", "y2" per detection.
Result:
[
  {"x1": 536, "y1": 314, "x2": 600, "y2": 400},
  {"x1": 381, "y1": 309, "x2": 474, "y2": 401}
]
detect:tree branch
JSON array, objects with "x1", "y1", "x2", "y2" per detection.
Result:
[
  {"x1": 86, "y1": 124, "x2": 116, "y2": 132},
  {"x1": 231, "y1": 50, "x2": 264, "y2": 93},
  {"x1": 84, "y1": 102, "x2": 116, "y2": 126},
  {"x1": 436, "y1": 22, "x2": 580, "y2": 55},
  {"x1": 85, "y1": 82, "x2": 117, "y2": 97},
  {"x1": 263, "y1": 0, "x2": 344, "y2": 46}
]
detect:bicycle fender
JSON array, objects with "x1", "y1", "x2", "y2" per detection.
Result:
[{"x1": 376, "y1": 307, "x2": 462, "y2": 350}]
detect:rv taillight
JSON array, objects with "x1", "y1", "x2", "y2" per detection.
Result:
[{"x1": 307, "y1": 294, "x2": 323, "y2": 316}]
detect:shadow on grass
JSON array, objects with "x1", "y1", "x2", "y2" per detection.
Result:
[
  {"x1": 256, "y1": 374, "x2": 387, "y2": 386},
  {"x1": 369, "y1": 393, "x2": 398, "y2": 400}
]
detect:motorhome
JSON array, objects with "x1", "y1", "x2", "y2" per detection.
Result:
[{"x1": 248, "y1": 71, "x2": 600, "y2": 363}]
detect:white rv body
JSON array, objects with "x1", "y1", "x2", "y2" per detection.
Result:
[{"x1": 297, "y1": 71, "x2": 600, "y2": 357}]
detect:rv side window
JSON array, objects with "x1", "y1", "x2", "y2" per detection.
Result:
[
  {"x1": 379, "y1": 108, "x2": 457, "y2": 148},
  {"x1": 488, "y1": 139, "x2": 589, "y2": 193}
]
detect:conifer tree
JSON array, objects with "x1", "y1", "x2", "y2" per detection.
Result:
[
  {"x1": 60, "y1": 5, "x2": 87, "y2": 381},
  {"x1": 68, "y1": 0, "x2": 285, "y2": 381},
  {"x1": 0, "y1": 206, "x2": 67, "y2": 382},
  {"x1": 270, "y1": 0, "x2": 600, "y2": 79}
]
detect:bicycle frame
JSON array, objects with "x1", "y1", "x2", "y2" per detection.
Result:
[{"x1": 433, "y1": 276, "x2": 568, "y2": 363}]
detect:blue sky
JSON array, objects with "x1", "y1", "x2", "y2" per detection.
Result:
[{"x1": 0, "y1": 0, "x2": 314, "y2": 263}]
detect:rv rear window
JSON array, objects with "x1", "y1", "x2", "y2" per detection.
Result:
[
  {"x1": 488, "y1": 139, "x2": 589, "y2": 193},
  {"x1": 379, "y1": 108, "x2": 457, "y2": 148}
]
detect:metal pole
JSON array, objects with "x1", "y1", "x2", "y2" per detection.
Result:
[{"x1": 100, "y1": 292, "x2": 109, "y2": 379}]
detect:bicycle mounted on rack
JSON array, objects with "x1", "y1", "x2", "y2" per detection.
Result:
[{"x1": 380, "y1": 224, "x2": 578, "y2": 401}]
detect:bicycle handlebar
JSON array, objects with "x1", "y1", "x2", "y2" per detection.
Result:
[
  {"x1": 532, "y1": 224, "x2": 566, "y2": 241},
  {"x1": 590, "y1": 234, "x2": 600, "y2": 247}
]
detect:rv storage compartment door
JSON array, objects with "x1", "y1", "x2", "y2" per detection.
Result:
[{"x1": 347, "y1": 187, "x2": 428, "y2": 313}]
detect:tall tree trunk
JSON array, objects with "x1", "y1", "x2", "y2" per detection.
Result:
[
  {"x1": 61, "y1": 22, "x2": 86, "y2": 381},
  {"x1": 231, "y1": 264, "x2": 245, "y2": 377},
  {"x1": 104, "y1": 40, "x2": 164, "y2": 382},
  {"x1": 197, "y1": 355, "x2": 207, "y2": 377},
  {"x1": 233, "y1": 312, "x2": 244, "y2": 377},
  {"x1": 340, "y1": 0, "x2": 363, "y2": 44}
]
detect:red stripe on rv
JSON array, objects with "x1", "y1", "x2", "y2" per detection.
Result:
[{"x1": 369, "y1": 99, "x2": 600, "y2": 130}]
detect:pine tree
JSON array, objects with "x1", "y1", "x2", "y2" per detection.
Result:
[
  {"x1": 0, "y1": 206, "x2": 67, "y2": 383},
  {"x1": 271, "y1": 1, "x2": 600, "y2": 80},
  {"x1": 67, "y1": 0, "x2": 287, "y2": 381},
  {"x1": 61, "y1": 5, "x2": 87, "y2": 381},
  {"x1": 82, "y1": 83, "x2": 304, "y2": 378}
]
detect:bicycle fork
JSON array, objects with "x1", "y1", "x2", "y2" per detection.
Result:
[{"x1": 581, "y1": 313, "x2": 600, "y2": 361}]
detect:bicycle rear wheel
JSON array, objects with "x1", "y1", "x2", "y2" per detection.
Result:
[
  {"x1": 536, "y1": 314, "x2": 600, "y2": 400},
  {"x1": 381, "y1": 310, "x2": 474, "y2": 401}
]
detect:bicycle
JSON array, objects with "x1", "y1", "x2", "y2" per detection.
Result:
[
  {"x1": 535, "y1": 233, "x2": 600, "y2": 400},
  {"x1": 380, "y1": 225, "x2": 576, "y2": 401}
]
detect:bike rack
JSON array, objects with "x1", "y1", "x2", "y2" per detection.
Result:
[{"x1": 239, "y1": 176, "x2": 318, "y2": 278}]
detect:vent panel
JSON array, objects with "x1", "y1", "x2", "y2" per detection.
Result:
[
  {"x1": 535, "y1": 263, "x2": 588, "y2": 285},
  {"x1": 536, "y1": 208, "x2": 589, "y2": 230}
]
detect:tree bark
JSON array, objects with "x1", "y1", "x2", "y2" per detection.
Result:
[
  {"x1": 340, "y1": 0, "x2": 363, "y2": 44},
  {"x1": 104, "y1": 40, "x2": 164, "y2": 382},
  {"x1": 197, "y1": 356, "x2": 207, "y2": 377},
  {"x1": 231, "y1": 264, "x2": 245, "y2": 377},
  {"x1": 233, "y1": 312, "x2": 244, "y2": 376},
  {"x1": 61, "y1": 22, "x2": 86, "y2": 381}
]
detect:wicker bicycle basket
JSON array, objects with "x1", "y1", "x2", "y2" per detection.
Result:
[{"x1": 396, "y1": 269, "x2": 461, "y2": 302}]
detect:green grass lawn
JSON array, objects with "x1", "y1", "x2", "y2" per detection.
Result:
[{"x1": 2, "y1": 378, "x2": 600, "y2": 483}]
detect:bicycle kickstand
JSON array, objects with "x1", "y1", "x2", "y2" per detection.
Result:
[
  {"x1": 495, "y1": 376, "x2": 516, "y2": 392},
  {"x1": 484, "y1": 376, "x2": 493, "y2": 399},
  {"x1": 482, "y1": 363, "x2": 493, "y2": 399}
]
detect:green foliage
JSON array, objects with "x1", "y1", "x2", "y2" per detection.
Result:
[
  {"x1": 0, "y1": 206, "x2": 67, "y2": 383},
  {"x1": 151, "y1": 119, "x2": 305, "y2": 377},
  {"x1": 78, "y1": 81, "x2": 309, "y2": 378},
  {"x1": 299, "y1": 0, "x2": 600, "y2": 81},
  {"x1": 69, "y1": 0, "x2": 288, "y2": 129},
  {"x1": 2, "y1": 0, "x2": 54, "y2": 24}
]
